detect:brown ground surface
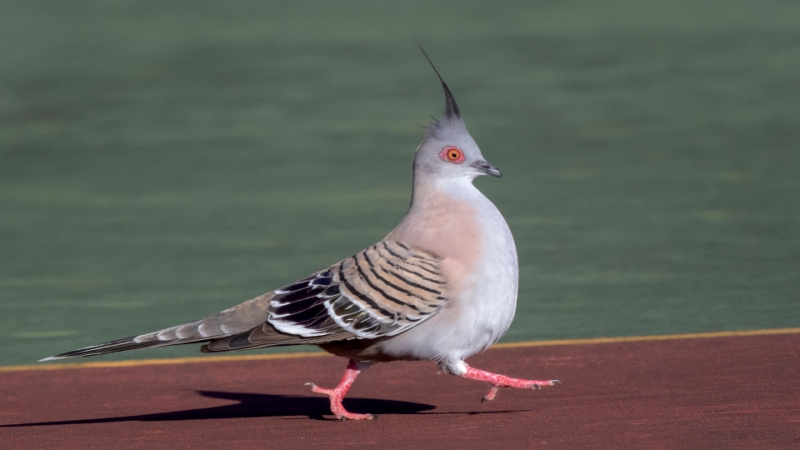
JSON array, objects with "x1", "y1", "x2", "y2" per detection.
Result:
[{"x1": 1, "y1": 334, "x2": 798, "y2": 449}]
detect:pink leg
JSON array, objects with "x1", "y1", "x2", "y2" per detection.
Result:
[
  {"x1": 306, "y1": 360, "x2": 373, "y2": 421},
  {"x1": 462, "y1": 363, "x2": 561, "y2": 402}
]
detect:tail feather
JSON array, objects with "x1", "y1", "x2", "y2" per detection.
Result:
[
  {"x1": 38, "y1": 319, "x2": 224, "y2": 361},
  {"x1": 39, "y1": 292, "x2": 275, "y2": 362},
  {"x1": 39, "y1": 336, "x2": 183, "y2": 361}
]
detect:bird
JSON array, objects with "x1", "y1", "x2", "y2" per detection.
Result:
[{"x1": 41, "y1": 48, "x2": 560, "y2": 420}]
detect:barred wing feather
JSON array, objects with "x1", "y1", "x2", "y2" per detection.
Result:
[
  {"x1": 277, "y1": 241, "x2": 446, "y2": 338},
  {"x1": 206, "y1": 241, "x2": 449, "y2": 351}
]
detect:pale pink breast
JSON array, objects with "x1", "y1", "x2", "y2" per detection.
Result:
[{"x1": 386, "y1": 191, "x2": 483, "y2": 298}]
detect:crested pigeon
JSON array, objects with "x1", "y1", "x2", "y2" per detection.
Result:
[{"x1": 41, "y1": 49, "x2": 559, "y2": 420}]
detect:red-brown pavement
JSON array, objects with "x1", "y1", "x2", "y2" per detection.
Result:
[{"x1": 1, "y1": 333, "x2": 798, "y2": 449}]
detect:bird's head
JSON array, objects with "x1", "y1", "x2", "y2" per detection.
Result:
[{"x1": 413, "y1": 48, "x2": 501, "y2": 183}]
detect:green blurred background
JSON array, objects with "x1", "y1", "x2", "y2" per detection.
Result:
[{"x1": 1, "y1": 1, "x2": 798, "y2": 365}]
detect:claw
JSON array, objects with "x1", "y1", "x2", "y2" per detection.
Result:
[
  {"x1": 482, "y1": 385, "x2": 500, "y2": 402},
  {"x1": 553, "y1": 380, "x2": 562, "y2": 385}
]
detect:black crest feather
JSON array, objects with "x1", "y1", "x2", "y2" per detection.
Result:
[{"x1": 418, "y1": 44, "x2": 461, "y2": 119}]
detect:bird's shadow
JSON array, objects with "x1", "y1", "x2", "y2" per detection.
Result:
[{"x1": 1, "y1": 390, "x2": 436, "y2": 427}]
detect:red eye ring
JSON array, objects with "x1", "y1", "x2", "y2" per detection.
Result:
[{"x1": 439, "y1": 146, "x2": 465, "y2": 163}]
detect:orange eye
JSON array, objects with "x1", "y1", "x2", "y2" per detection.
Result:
[{"x1": 439, "y1": 146, "x2": 465, "y2": 163}]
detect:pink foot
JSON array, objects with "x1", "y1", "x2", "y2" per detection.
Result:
[
  {"x1": 462, "y1": 364, "x2": 561, "y2": 402},
  {"x1": 306, "y1": 360, "x2": 374, "y2": 421}
]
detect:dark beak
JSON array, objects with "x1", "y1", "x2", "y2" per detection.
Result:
[{"x1": 471, "y1": 160, "x2": 503, "y2": 178}]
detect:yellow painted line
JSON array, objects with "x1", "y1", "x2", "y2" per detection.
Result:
[
  {"x1": 2, "y1": 327, "x2": 798, "y2": 373},
  {"x1": 0, "y1": 351, "x2": 330, "y2": 373},
  {"x1": 492, "y1": 327, "x2": 800, "y2": 349}
]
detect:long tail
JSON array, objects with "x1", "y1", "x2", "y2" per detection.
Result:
[
  {"x1": 39, "y1": 293, "x2": 274, "y2": 362},
  {"x1": 39, "y1": 325, "x2": 214, "y2": 361}
]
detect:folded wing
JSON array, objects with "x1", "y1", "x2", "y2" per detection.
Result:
[{"x1": 206, "y1": 241, "x2": 448, "y2": 351}]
